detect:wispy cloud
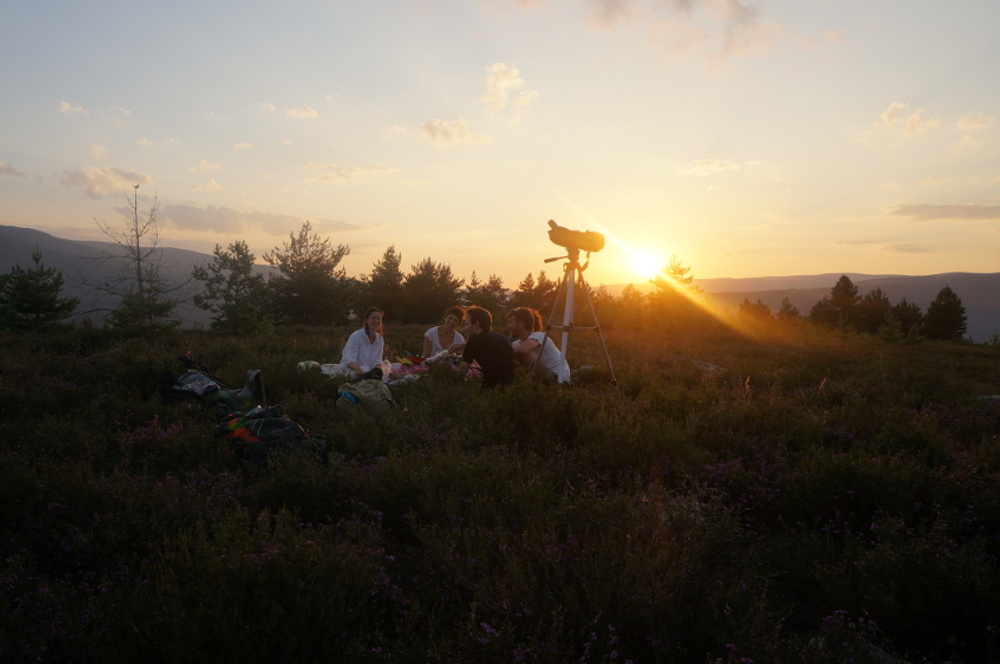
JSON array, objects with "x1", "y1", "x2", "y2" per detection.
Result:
[
  {"x1": 59, "y1": 165, "x2": 152, "y2": 199},
  {"x1": 58, "y1": 101, "x2": 88, "y2": 115},
  {"x1": 578, "y1": 0, "x2": 790, "y2": 65},
  {"x1": 160, "y1": 203, "x2": 365, "y2": 235},
  {"x1": 879, "y1": 101, "x2": 940, "y2": 135},
  {"x1": 192, "y1": 178, "x2": 222, "y2": 192},
  {"x1": 254, "y1": 102, "x2": 277, "y2": 112},
  {"x1": 677, "y1": 158, "x2": 741, "y2": 176},
  {"x1": 479, "y1": 63, "x2": 539, "y2": 122},
  {"x1": 90, "y1": 144, "x2": 107, "y2": 158},
  {"x1": 420, "y1": 118, "x2": 489, "y2": 146},
  {"x1": 957, "y1": 113, "x2": 996, "y2": 131},
  {"x1": 887, "y1": 203, "x2": 1000, "y2": 221},
  {"x1": 285, "y1": 105, "x2": 319, "y2": 119},
  {"x1": 233, "y1": 142, "x2": 252, "y2": 151},
  {"x1": 0, "y1": 162, "x2": 26, "y2": 178},
  {"x1": 883, "y1": 243, "x2": 931, "y2": 254},
  {"x1": 189, "y1": 159, "x2": 220, "y2": 173},
  {"x1": 305, "y1": 163, "x2": 392, "y2": 184}
]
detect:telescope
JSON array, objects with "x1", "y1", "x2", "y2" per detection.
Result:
[{"x1": 547, "y1": 220, "x2": 605, "y2": 254}]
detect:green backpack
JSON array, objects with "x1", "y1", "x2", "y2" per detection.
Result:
[{"x1": 336, "y1": 379, "x2": 396, "y2": 412}]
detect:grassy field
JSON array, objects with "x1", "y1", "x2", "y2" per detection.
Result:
[{"x1": 1, "y1": 319, "x2": 999, "y2": 663}]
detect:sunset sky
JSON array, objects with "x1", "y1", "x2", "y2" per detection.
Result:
[{"x1": 1, "y1": 0, "x2": 998, "y2": 288}]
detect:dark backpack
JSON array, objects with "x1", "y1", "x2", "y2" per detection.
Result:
[{"x1": 218, "y1": 405, "x2": 327, "y2": 464}]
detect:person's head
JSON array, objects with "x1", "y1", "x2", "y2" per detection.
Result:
[
  {"x1": 507, "y1": 307, "x2": 542, "y2": 334},
  {"x1": 362, "y1": 307, "x2": 384, "y2": 336},
  {"x1": 443, "y1": 306, "x2": 466, "y2": 329},
  {"x1": 464, "y1": 306, "x2": 492, "y2": 335}
]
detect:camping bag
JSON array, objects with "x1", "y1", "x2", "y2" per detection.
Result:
[
  {"x1": 336, "y1": 378, "x2": 396, "y2": 413},
  {"x1": 219, "y1": 405, "x2": 327, "y2": 463}
]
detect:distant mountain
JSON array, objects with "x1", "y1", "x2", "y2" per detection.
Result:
[
  {"x1": 0, "y1": 224, "x2": 272, "y2": 327},
  {"x1": 4, "y1": 224, "x2": 999, "y2": 341}
]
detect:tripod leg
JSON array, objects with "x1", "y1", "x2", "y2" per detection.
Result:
[{"x1": 577, "y1": 274, "x2": 622, "y2": 397}]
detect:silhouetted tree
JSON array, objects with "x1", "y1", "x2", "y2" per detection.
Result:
[
  {"x1": 0, "y1": 248, "x2": 79, "y2": 331},
  {"x1": 192, "y1": 240, "x2": 272, "y2": 334},
  {"x1": 464, "y1": 271, "x2": 509, "y2": 315},
  {"x1": 889, "y1": 298, "x2": 923, "y2": 335},
  {"x1": 738, "y1": 298, "x2": 772, "y2": 321},
  {"x1": 855, "y1": 287, "x2": 891, "y2": 334},
  {"x1": 648, "y1": 255, "x2": 703, "y2": 326},
  {"x1": 364, "y1": 245, "x2": 405, "y2": 321},
  {"x1": 810, "y1": 275, "x2": 859, "y2": 329},
  {"x1": 510, "y1": 271, "x2": 558, "y2": 313},
  {"x1": 91, "y1": 185, "x2": 182, "y2": 331},
  {"x1": 401, "y1": 258, "x2": 464, "y2": 324},
  {"x1": 923, "y1": 285, "x2": 967, "y2": 341},
  {"x1": 264, "y1": 221, "x2": 352, "y2": 325},
  {"x1": 777, "y1": 297, "x2": 800, "y2": 322}
]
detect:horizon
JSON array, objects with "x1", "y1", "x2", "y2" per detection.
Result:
[{"x1": 2, "y1": 1, "x2": 998, "y2": 287}]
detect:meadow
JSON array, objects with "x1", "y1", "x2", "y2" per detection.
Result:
[{"x1": 2, "y1": 319, "x2": 999, "y2": 663}]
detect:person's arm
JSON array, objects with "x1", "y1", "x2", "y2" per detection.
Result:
[{"x1": 341, "y1": 330, "x2": 364, "y2": 375}]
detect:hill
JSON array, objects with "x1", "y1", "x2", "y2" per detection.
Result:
[{"x1": 3, "y1": 224, "x2": 999, "y2": 340}]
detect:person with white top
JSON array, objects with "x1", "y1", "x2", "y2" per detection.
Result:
[
  {"x1": 422, "y1": 306, "x2": 466, "y2": 358},
  {"x1": 336, "y1": 306, "x2": 385, "y2": 377},
  {"x1": 507, "y1": 306, "x2": 571, "y2": 384}
]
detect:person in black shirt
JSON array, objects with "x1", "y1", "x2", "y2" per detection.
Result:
[{"x1": 458, "y1": 306, "x2": 515, "y2": 389}]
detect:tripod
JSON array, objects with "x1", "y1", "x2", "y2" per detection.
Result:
[{"x1": 539, "y1": 246, "x2": 620, "y2": 396}]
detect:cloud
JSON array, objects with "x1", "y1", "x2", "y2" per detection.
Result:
[
  {"x1": 904, "y1": 109, "x2": 940, "y2": 135},
  {"x1": 957, "y1": 113, "x2": 996, "y2": 131},
  {"x1": 285, "y1": 105, "x2": 319, "y2": 119},
  {"x1": 254, "y1": 102, "x2": 277, "y2": 112},
  {"x1": 305, "y1": 163, "x2": 392, "y2": 184},
  {"x1": 0, "y1": 162, "x2": 26, "y2": 178},
  {"x1": 59, "y1": 165, "x2": 152, "y2": 199},
  {"x1": 189, "y1": 159, "x2": 220, "y2": 173},
  {"x1": 192, "y1": 178, "x2": 222, "y2": 192},
  {"x1": 921, "y1": 176, "x2": 950, "y2": 186},
  {"x1": 880, "y1": 101, "x2": 910, "y2": 127},
  {"x1": 233, "y1": 142, "x2": 252, "y2": 151},
  {"x1": 58, "y1": 101, "x2": 88, "y2": 115},
  {"x1": 588, "y1": 0, "x2": 634, "y2": 27},
  {"x1": 109, "y1": 105, "x2": 131, "y2": 117},
  {"x1": 878, "y1": 101, "x2": 940, "y2": 136},
  {"x1": 883, "y1": 243, "x2": 931, "y2": 254},
  {"x1": 381, "y1": 125, "x2": 408, "y2": 139},
  {"x1": 420, "y1": 118, "x2": 489, "y2": 146},
  {"x1": 677, "y1": 158, "x2": 741, "y2": 176},
  {"x1": 160, "y1": 203, "x2": 365, "y2": 236},
  {"x1": 90, "y1": 144, "x2": 107, "y2": 158},
  {"x1": 479, "y1": 63, "x2": 539, "y2": 121},
  {"x1": 887, "y1": 203, "x2": 1000, "y2": 221},
  {"x1": 137, "y1": 139, "x2": 154, "y2": 149}
]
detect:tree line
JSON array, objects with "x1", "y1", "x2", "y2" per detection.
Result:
[{"x1": 0, "y1": 188, "x2": 975, "y2": 343}]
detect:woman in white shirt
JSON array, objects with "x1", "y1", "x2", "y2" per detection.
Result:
[
  {"x1": 507, "y1": 306, "x2": 570, "y2": 384},
  {"x1": 422, "y1": 306, "x2": 466, "y2": 358},
  {"x1": 338, "y1": 307, "x2": 385, "y2": 377}
]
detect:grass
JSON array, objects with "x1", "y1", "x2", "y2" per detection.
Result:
[{"x1": 1, "y1": 319, "x2": 999, "y2": 662}]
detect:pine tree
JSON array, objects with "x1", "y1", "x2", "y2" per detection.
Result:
[
  {"x1": 401, "y1": 258, "x2": 464, "y2": 323},
  {"x1": 923, "y1": 285, "x2": 967, "y2": 341},
  {"x1": 192, "y1": 240, "x2": 272, "y2": 333},
  {"x1": 0, "y1": 248, "x2": 79, "y2": 331},
  {"x1": 264, "y1": 221, "x2": 351, "y2": 325},
  {"x1": 364, "y1": 246, "x2": 405, "y2": 321}
]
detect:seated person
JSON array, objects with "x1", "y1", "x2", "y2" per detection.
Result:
[
  {"x1": 423, "y1": 306, "x2": 466, "y2": 357},
  {"x1": 458, "y1": 306, "x2": 514, "y2": 389},
  {"x1": 326, "y1": 307, "x2": 386, "y2": 378},
  {"x1": 507, "y1": 307, "x2": 571, "y2": 384}
]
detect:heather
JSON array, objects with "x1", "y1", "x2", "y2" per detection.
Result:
[{"x1": 2, "y1": 322, "x2": 999, "y2": 663}]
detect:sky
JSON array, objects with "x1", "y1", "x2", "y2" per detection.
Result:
[{"x1": 1, "y1": 0, "x2": 999, "y2": 289}]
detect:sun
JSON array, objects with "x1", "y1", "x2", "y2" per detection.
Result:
[{"x1": 629, "y1": 250, "x2": 665, "y2": 281}]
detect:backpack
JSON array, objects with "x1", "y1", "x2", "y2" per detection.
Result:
[
  {"x1": 218, "y1": 405, "x2": 327, "y2": 464},
  {"x1": 336, "y1": 379, "x2": 396, "y2": 413}
]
